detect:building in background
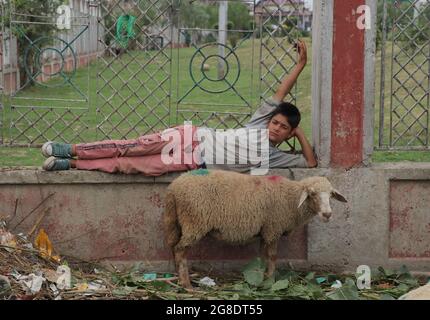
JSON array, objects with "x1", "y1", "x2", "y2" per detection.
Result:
[{"x1": 254, "y1": 0, "x2": 313, "y2": 32}]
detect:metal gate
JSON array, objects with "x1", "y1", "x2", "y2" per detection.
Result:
[
  {"x1": 1, "y1": 0, "x2": 305, "y2": 146},
  {"x1": 377, "y1": 0, "x2": 430, "y2": 150},
  {"x1": 0, "y1": 0, "x2": 95, "y2": 146}
]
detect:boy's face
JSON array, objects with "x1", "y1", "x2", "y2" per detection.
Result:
[{"x1": 267, "y1": 114, "x2": 294, "y2": 144}]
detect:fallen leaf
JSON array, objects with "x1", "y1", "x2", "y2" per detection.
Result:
[
  {"x1": 376, "y1": 282, "x2": 394, "y2": 290},
  {"x1": 242, "y1": 258, "x2": 266, "y2": 287},
  {"x1": 271, "y1": 279, "x2": 290, "y2": 291},
  {"x1": 0, "y1": 228, "x2": 17, "y2": 252},
  {"x1": 34, "y1": 229, "x2": 60, "y2": 262},
  {"x1": 73, "y1": 283, "x2": 89, "y2": 292},
  {"x1": 42, "y1": 268, "x2": 58, "y2": 283}
]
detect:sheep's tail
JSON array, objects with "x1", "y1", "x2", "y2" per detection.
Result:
[{"x1": 163, "y1": 191, "x2": 181, "y2": 248}]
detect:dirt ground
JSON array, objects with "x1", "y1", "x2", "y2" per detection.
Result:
[{"x1": 1, "y1": 220, "x2": 428, "y2": 300}]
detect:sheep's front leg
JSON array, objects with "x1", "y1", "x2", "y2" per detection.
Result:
[{"x1": 262, "y1": 241, "x2": 278, "y2": 278}]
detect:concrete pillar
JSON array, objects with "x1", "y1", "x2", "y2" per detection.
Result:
[
  {"x1": 218, "y1": 1, "x2": 228, "y2": 79},
  {"x1": 312, "y1": 0, "x2": 376, "y2": 168}
]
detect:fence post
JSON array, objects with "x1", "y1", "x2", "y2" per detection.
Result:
[{"x1": 312, "y1": 0, "x2": 376, "y2": 168}]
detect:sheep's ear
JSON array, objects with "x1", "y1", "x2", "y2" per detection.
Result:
[
  {"x1": 331, "y1": 189, "x2": 347, "y2": 203},
  {"x1": 298, "y1": 190, "x2": 308, "y2": 208}
]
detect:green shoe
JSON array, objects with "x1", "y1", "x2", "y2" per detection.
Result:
[
  {"x1": 42, "y1": 157, "x2": 71, "y2": 171},
  {"x1": 41, "y1": 141, "x2": 73, "y2": 158}
]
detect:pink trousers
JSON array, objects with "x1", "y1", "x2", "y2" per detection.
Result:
[{"x1": 74, "y1": 125, "x2": 200, "y2": 176}]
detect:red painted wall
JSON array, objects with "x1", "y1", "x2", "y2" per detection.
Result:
[{"x1": 331, "y1": 0, "x2": 365, "y2": 167}]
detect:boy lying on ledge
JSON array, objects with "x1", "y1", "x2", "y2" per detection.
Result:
[{"x1": 41, "y1": 40, "x2": 317, "y2": 176}]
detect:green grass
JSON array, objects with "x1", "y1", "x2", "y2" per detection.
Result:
[
  {"x1": 0, "y1": 147, "x2": 42, "y2": 166},
  {"x1": 0, "y1": 36, "x2": 429, "y2": 166},
  {"x1": 373, "y1": 150, "x2": 430, "y2": 162},
  {"x1": 374, "y1": 42, "x2": 428, "y2": 148},
  {"x1": 373, "y1": 40, "x2": 430, "y2": 162}
]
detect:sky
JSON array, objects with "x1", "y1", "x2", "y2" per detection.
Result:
[{"x1": 304, "y1": 0, "x2": 313, "y2": 10}]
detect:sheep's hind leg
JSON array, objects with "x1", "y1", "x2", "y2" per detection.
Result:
[
  {"x1": 262, "y1": 241, "x2": 278, "y2": 278},
  {"x1": 173, "y1": 246, "x2": 192, "y2": 289},
  {"x1": 174, "y1": 228, "x2": 208, "y2": 289}
]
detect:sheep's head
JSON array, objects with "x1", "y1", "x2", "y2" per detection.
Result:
[{"x1": 298, "y1": 177, "x2": 347, "y2": 222}]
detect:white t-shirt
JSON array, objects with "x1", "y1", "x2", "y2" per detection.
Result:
[{"x1": 196, "y1": 97, "x2": 308, "y2": 172}]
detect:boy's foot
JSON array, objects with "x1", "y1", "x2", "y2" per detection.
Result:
[
  {"x1": 42, "y1": 157, "x2": 71, "y2": 171},
  {"x1": 41, "y1": 141, "x2": 73, "y2": 158}
]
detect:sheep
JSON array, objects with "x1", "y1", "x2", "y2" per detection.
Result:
[{"x1": 163, "y1": 169, "x2": 347, "y2": 288}]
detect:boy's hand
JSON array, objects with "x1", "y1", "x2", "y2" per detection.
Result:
[
  {"x1": 297, "y1": 40, "x2": 307, "y2": 68},
  {"x1": 285, "y1": 127, "x2": 305, "y2": 141},
  {"x1": 273, "y1": 40, "x2": 307, "y2": 102},
  {"x1": 285, "y1": 129, "x2": 295, "y2": 141},
  {"x1": 285, "y1": 127, "x2": 301, "y2": 140}
]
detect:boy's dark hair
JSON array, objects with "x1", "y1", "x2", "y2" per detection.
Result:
[{"x1": 270, "y1": 102, "x2": 301, "y2": 128}]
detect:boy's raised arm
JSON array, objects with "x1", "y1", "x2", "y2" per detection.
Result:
[{"x1": 273, "y1": 40, "x2": 307, "y2": 103}]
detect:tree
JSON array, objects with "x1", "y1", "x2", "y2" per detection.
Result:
[
  {"x1": 172, "y1": 0, "x2": 211, "y2": 29},
  {"x1": 376, "y1": 0, "x2": 394, "y2": 50},
  {"x1": 4, "y1": 0, "x2": 66, "y2": 86},
  {"x1": 377, "y1": 0, "x2": 429, "y2": 52},
  {"x1": 227, "y1": 1, "x2": 252, "y2": 48},
  {"x1": 227, "y1": 1, "x2": 252, "y2": 32},
  {"x1": 173, "y1": 1, "x2": 253, "y2": 47}
]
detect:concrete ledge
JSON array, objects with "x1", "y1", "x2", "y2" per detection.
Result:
[
  {"x1": 2, "y1": 162, "x2": 430, "y2": 184},
  {"x1": 1, "y1": 163, "x2": 430, "y2": 273}
]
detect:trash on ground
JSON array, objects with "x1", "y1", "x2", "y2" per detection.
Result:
[
  {"x1": 143, "y1": 273, "x2": 157, "y2": 281},
  {"x1": 0, "y1": 219, "x2": 427, "y2": 300},
  {"x1": 316, "y1": 277, "x2": 326, "y2": 284},
  {"x1": 0, "y1": 274, "x2": 11, "y2": 297},
  {"x1": 199, "y1": 276, "x2": 216, "y2": 287},
  {"x1": 18, "y1": 273, "x2": 46, "y2": 294},
  {"x1": 0, "y1": 225, "x2": 17, "y2": 252},
  {"x1": 56, "y1": 265, "x2": 71, "y2": 290},
  {"x1": 49, "y1": 283, "x2": 59, "y2": 295},
  {"x1": 330, "y1": 280, "x2": 343, "y2": 289}
]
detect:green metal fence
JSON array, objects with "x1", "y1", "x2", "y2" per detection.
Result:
[{"x1": 1, "y1": 0, "x2": 304, "y2": 146}]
